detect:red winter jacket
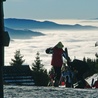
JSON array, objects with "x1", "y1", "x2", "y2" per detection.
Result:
[{"x1": 51, "y1": 47, "x2": 63, "y2": 67}]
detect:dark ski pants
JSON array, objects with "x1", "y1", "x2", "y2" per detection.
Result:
[{"x1": 53, "y1": 66, "x2": 61, "y2": 81}]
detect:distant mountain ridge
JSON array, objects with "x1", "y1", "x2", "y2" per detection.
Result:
[
  {"x1": 91, "y1": 18, "x2": 98, "y2": 20},
  {"x1": 5, "y1": 27, "x2": 44, "y2": 39},
  {"x1": 4, "y1": 18, "x2": 98, "y2": 39},
  {"x1": 4, "y1": 18, "x2": 98, "y2": 30}
]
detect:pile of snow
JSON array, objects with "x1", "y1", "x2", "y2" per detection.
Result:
[{"x1": 86, "y1": 73, "x2": 98, "y2": 86}]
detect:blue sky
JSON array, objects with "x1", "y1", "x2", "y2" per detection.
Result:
[{"x1": 3, "y1": 0, "x2": 98, "y2": 19}]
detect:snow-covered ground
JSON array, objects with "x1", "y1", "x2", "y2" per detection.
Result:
[
  {"x1": 4, "y1": 85, "x2": 98, "y2": 98},
  {"x1": 86, "y1": 73, "x2": 98, "y2": 86},
  {"x1": 4, "y1": 73, "x2": 98, "y2": 98}
]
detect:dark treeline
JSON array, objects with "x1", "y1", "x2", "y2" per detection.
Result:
[{"x1": 83, "y1": 56, "x2": 98, "y2": 78}]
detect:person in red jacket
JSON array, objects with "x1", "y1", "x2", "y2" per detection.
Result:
[
  {"x1": 93, "y1": 78, "x2": 98, "y2": 88},
  {"x1": 51, "y1": 42, "x2": 64, "y2": 86}
]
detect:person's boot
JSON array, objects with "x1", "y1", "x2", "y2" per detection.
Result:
[{"x1": 54, "y1": 79, "x2": 59, "y2": 87}]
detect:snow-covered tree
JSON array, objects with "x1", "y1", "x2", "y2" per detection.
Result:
[
  {"x1": 31, "y1": 52, "x2": 49, "y2": 86},
  {"x1": 32, "y1": 52, "x2": 45, "y2": 72},
  {"x1": 10, "y1": 50, "x2": 25, "y2": 66}
]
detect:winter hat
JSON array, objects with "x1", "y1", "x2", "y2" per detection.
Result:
[{"x1": 56, "y1": 42, "x2": 64, "y2": 48}]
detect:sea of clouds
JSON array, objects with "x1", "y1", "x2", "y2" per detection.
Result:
[{"x1": 5, "y1": 19, "x2": 98, "y2": 71}]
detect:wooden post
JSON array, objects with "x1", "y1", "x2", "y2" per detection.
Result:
[{"x1": 0, "y1": 0, "x2": 6, "y2": 98}]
